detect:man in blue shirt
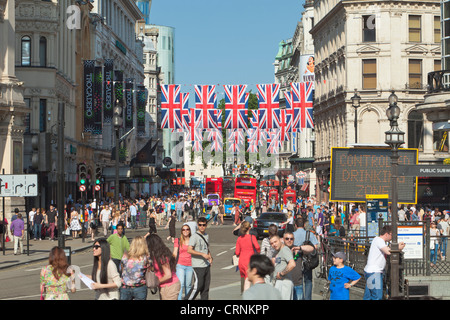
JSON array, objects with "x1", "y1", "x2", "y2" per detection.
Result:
[{"x1": 293, "y1": 217, "x2": 319, "y2": 300}]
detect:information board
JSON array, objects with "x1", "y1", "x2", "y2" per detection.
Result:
[
  {"x1": 330, "y1": 148, "x2": 418, "y2": 203},
  {"x1": 366, "y1": 195, "x2": 389, "y2": 237},
  {"x1": 398, "y1": 226, "x2": 423, "y2": 260}
]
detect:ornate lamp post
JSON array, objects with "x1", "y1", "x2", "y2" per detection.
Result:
[
  {"x1": 384, "y1": 90, "x2": 404, "y2": 298},
  {"x1": 351, "y1": 89, "x2": 361, "y2": 143}
]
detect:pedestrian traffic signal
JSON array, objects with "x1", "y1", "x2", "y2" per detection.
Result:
[
  {"x1": 95, "y1": 167, "x2": 102, "y2": 185},
  {"x1": 78, "y1": 163, "x2": 87, "y2": 186}
]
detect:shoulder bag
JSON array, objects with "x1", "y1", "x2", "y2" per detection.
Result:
[{"x1": 145, "y1": 259, "x2": 160, "y2": 294}]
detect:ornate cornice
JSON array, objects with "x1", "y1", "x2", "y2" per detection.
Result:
[{"x1": 15, "y1": 0, "x2": 58, "y2": 33}]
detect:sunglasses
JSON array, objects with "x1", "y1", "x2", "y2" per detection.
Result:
[
  {"x1": 182, "y1": 228, "x2": 190, "y2": 232},
  {"x1": 284, "y1": 237, "x2": 294, "y2": 241},
  {"x1": 93, "y1": 245, "x2": 101, "y2": 249},
  {"x1": 198, "y1": 223, "x2": 207, "y2": 226}
]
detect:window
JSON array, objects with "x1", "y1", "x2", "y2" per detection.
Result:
[
  {"x1": 24, "y1": 98, "x2": 31, "y2": 134},
  {"x1": 39, "y1": 99, "x2": 47, "y2": 133},
  {"x1": 435, "y1": 60, "x2": 441, "y2": 71},
  {"x1": 409, "y1": 15, "x2": 421, "y2": 42},
  {"x1": 435, "y1": 16, "x2": 441, "y2": 43},
  {"x1": 39, "y1": 37, "x2": 47, "y2": 67},
  {"x1": 362, "y1": 59, "x2": 377, "y2": 89},
  {"x1": 407, "y1": 110, "x2": 423, "y2": 149},
  {"x1": 363, "y1": 15, "x2": 376, "y2": 42},
  {"x1": 408, "y1": 59, "x2": 422, "y2": 89},
  {"x1": 21, "y1": 36, "x2": 31, "y2": 66}
]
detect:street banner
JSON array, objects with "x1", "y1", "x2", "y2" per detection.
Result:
[
  {"x1": 103, "y1": 59, "x2": 114, "y2": 123},
  {"x1": 83, "y1": 60, "x2": 96, "y2": 133},
  {"x1": 299, "y1": 54, "x2": 315, "y2": 87},
  {"x1": 93, "y1": 66, "x2": 103, "y2": 134},
  {"x1": 125, "y1": 78, "x2": 134, "y2": 131},
  {"x1": 136, "y1": 85, "x2": 147, "y2": 137}
]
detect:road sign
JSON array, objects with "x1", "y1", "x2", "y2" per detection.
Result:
[
  {"x1": 330, "y1": 147, "x2": 418, "y2": 203},
  {"x1": 0, "y1": 174, "x2": 38, "y2": 197},
  {"x1": 398, "y1": 165, "x2": 450, "y2": 177},
  {"x1": 94, "y1": 185, "x2": 101, "y2": 191},
  {"x1": 79, "y1": 185, "x2": 86, "y2": 192}
]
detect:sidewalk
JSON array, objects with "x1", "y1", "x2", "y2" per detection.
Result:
[{"x1": 0, "y1": 226, "x2": 157, "y2": 270}]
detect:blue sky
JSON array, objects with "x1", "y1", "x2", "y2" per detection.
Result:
[{"x1": 149, "y1": 0, "x2": 304, "y2": 98}]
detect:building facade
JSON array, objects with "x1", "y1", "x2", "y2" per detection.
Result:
[
  {"x1": 0, "y1": 0, "x2": 27, "y2": 220},
  {"x1": 311, "y1": 0, "x2": 441, "y2": 203}
]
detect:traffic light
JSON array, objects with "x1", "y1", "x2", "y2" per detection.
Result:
[
  {"x1": 95, "y1": 167, "x2": 102, "y2": 185},
  {"x1": 78, "y1": 163, "x2": 87, "y2": 186},
  {"x1": 113, "y1": 99, "x2": 123, "y2": 128}
]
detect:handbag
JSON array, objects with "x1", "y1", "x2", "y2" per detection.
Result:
[
  {"x1": 145, "y1": 260, "x2": 160, "y2": 294},
  {"x1": 232, "y1": 254, "x2": 239, "y2": 266}
]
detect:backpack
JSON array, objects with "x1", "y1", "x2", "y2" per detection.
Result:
[{"x1": 302, "y1": 231, "x2": 319, "y2": 271}]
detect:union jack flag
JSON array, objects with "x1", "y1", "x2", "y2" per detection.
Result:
[
  {"x1": 192, "y1": 129, "x2": 203, "y2": 152},
  {"x1": 273, "y1": 108, "x2": 292, "y2": 142},
  {"x1": 267, "y1": 129, "x2": 281, "y2": 154},
  {"x1": 285, "y1": 90, "x2": 301, "y2": 132},
  {"x1": 223, "y1": 85, "x2": 248, "y2": 129},
  {"x1": 177, "y1": 92, "x2": 190, "y2": 131},
  {"x1": 257, "y1": 84, "x2": 280, "y2": 130},
  {"x1": 194, "y1": 85, "x2": 217, "y2": 129},
  {"x1": 160, "y1": 84, "x2": 181, "y2": 129},
  {"x1": 208, "y1": 128, "x2": 223, "y2": 152},
  {"x1": 227, "y1": 129, "x2": 244, "y2": 153},
  {"x1": 247, "y1": 129, "x2": 260, "y2": 153},
  {"x1": 291, "y1": 82, "x2": 314, "y2": 129}
]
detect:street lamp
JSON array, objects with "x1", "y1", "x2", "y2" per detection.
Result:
[
  {"x1": 384, "y1": 90, "x2": 404, "y2": 298},
  {"x1": 113, "y1": 99, "x2": 123, "y2": 207},
  {"x1": 351, "y1": 89, "x2": 361, "y2": 144}
]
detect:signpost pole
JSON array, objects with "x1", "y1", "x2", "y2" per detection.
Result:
[{"x1": 2, "y1": 169, "x2": 4, "y2": 256}]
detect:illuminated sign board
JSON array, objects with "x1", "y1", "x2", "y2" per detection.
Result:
[{"x1": 330, "y1": 148, "x2": 418, "y2": 203}]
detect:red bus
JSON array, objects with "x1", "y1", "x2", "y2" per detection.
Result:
[
  {"x1": 234, "y1": 174, "x2": 257, "y2": 207},
  {"x1": 205, "y1": 177, "x2": 223, "y2": 199},
  {"x1": 223, "y1": 176, "x2": 235, "y2": 200}
]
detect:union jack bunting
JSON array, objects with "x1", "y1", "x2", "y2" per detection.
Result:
[
  {"x1": 227, "y1": 129, "x2": 244, "y2": 153},
  {"x1": 257, "y1": 84, "x2": 280, "y2": 130},
  {"x1": 178, "y1": 92, "x2": 190, "y2": 131},
  {"x1": 246, "y1": 129, "x2": 260, "y2": 153},
  {"x1": 194, "y1": 85, "x2": 217, "y2": 129},
  {"x1": 192, "y1": 128, "x2": 203, "y2": 152},
  {"x1": 291, "y1": 82, "x2": 314, "y2": 129},
  {"x1": 267, "y1": 130, "x2": 281, "y2": 154},
  {"x1": 223, "y1": 85, "x2": 249, "y2": 129},
  {"x1": 208, "y1": 129, "x2": 223, "y2": 152},
  {"x1": 214, "y1": 109, "x2": 222, "y2": 130},
  {"x1": 285, "y1": 90, "x2": 301, "y2": 132},
  {"x1": 161, "y1": 84, "x2": 182, "y2": 129},
  {"x1": 273, "y1": 108, "x2": 292, "y2": 142}
]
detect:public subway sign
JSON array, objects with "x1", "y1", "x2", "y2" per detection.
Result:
[{"x1": 330, "y1": 147, "x2": 418, "y2": 203}]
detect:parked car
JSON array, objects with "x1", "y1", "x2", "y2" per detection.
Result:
[{"x1": 252, "y1": 212, "x2": 287, "y2": 239}]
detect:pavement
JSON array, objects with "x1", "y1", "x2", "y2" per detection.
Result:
[{"x1": 0, "y1": 224, "x2": 161, "y2": 270}]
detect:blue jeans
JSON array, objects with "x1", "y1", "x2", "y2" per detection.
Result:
[
  {"x1": 119, "y1": 285, "x2": 148, "y2": 300},
  {"x1": 303, "y1": 269, "x2": 313, "y2": 300},
  {"x1": 130, "y1": 215, "x2": 137, "y2": 229},
  {"x1": 34, "y1": 223, "x2": 41, "y2": 240},
  {"x1": 363, "y1": 272, "x2": 383, "y2": 300},
  {"x1": 293, "y1": 284, "x2": 304, "y2": 300},
  {"x1": 176, "y1": 210, "x2": 182, "y2": 221},
  {"x1": 440, "y1": 237, "x2": 447, "y2": 258},
  {"x1": 176, "y1": 264, "x2": 194, "y2": 300},
  {"x1": 431, "y1": 244, "x2": 438, "y2": 264}
]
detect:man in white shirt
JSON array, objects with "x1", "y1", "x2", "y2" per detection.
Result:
[
  {"x1": 363, "y1": 225, "x2": 405, "y2": 300},
  {"x1": 100, "y1": 205, "x2": 111, "y2": 236},
  {"x1": 28, "y1": 208, "x2": 36, "y2": 239},
  {"x1": 129, "y1": 202, "x2": 137, "y2": 229},
  {"x1": 439, "y1": 215, "x2": 449, "y2": 260}
]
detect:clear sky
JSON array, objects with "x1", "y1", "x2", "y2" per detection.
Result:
[{"x1": 149, "y1": 0, "x2": 305, "y2": 98}]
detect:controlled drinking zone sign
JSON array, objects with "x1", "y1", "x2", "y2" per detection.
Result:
[{"x1": 330, "y1": 148, "x2": 418, "y2": 203}]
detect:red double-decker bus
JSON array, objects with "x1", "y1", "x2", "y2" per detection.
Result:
[
  {"x1": 205, "y1": 177, "x2": 223, "y2": 200},
  {"x1": 234, "y1": 174, "x2": 257, "y2": 207}
]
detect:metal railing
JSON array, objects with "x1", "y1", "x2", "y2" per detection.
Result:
[
  {"x1": 316, "y1": 219, "x2": 450, "y2": 291},
  {"x1": 427, "y1": 70, "x2": 450, "y2": 93}
]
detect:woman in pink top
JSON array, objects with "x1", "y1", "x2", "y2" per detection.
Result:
[
  {"x1": 173, "y1": 224, "x2": 193, "y2": 300},
  {"x1": 146, "y1": 234, "x2": 181, "y2": 300}
]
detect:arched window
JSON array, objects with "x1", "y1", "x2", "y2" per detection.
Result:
[
  {"x1": 407, "y1": 110, "x2": 423, "y2": 149},
  {"x1": 21, "y1": 36, "x2": 31, "y2": 66},
  {"x1": 39, "y1": 37, "x2": 47, "y2": 67}
]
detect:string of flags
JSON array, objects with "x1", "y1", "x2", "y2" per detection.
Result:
[{"x1": 161, "y1": 82, "x2": 314, "y2": 154}]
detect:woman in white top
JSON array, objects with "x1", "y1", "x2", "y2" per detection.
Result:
[
  {"x1": 430, "y1": 222, "x2": 440, "y2": 267},
  {"x1": 89, "y1": 238, "x2": 122, "y2": 300}
]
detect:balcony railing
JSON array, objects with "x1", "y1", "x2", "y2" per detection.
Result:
[{"x1": 427, "y1": 70, "x2": 450, "y2": 93}]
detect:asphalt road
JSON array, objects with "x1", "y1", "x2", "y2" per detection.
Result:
[{"x1": 0, "y1": 219, "x2": 247, "y2": 300}]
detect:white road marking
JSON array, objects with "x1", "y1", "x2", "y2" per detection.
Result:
[
  {"x1": 216, "y1": 251, "x2": 228, "y2": 256},
  {"x1": 221, "y1": 265, "x2": 236, "y2": 270}
]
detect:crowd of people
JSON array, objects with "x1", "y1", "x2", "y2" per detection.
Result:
[{"x1": 1, "y1": 185, "x2": 448, "y2": 300}]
